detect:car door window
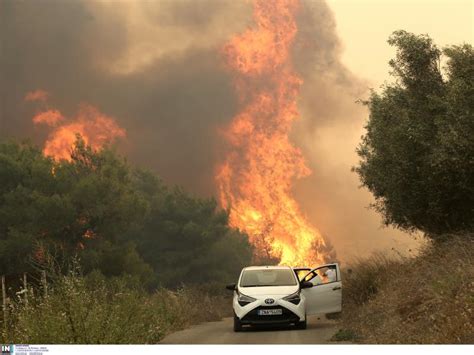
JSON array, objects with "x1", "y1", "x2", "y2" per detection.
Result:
[{"x1": 304, "y1": 265, "x2": 338, "y2": 286}]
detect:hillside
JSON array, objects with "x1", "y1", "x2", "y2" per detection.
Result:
[{"x1": 336, "y1": 235, "x2": 473, "y2": 343}]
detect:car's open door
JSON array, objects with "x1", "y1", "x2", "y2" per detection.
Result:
[{"x1": 301, "y1": 263, "x2": 342, "y2": 315}]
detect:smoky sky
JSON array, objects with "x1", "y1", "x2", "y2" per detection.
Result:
[
  {"x1": 0, "y1": 0, "x2": 247, "y2": 195},
  {"x1": 0, "y1": 0, "x2": 422, "y2": 261}
]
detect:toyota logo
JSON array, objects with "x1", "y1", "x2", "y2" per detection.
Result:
[{"x1": 264, "y1": 298, "x2": 275, "y2": 304}]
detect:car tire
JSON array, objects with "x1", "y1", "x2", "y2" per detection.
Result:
[
  {"x1": 233, "y1": 314, "x2": 243, "y2": 332},
  {"x1": 296, "y1": 317, "x2": 307, "y2": 330}
]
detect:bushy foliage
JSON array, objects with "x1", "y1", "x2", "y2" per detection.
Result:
[
  {"x1": 1, "y1": 268, "x2": 231, "y2": 344},
  {"x1": 130, "y1": 169, "x2": 253, "y2": 287},
  {"x1": 342, "y1": 254, "x2": 404, "y2": 305},
  {"x1": 354, "y1": 31, "x2": 474, "y2": 238},
  {"x1": 0, "y1": 138, "x2": 252, "y2": 287}
]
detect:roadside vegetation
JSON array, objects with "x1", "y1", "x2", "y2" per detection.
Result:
[
  {"x1": 1, "y1": 263, "x2": 231, "y2": 344},
  {"x1": 342, "y1": 30, "x2": 474, "y2": 344},
  {"x1": 0, "y1": 138, "x2": 245, "y2": 342},
  {"x1": 337, "y1": 236, "x2": 473, "y2": 343}
]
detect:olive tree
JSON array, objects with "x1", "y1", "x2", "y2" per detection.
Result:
[{"x1": 354, "y1": 30, "x2": 473, "y2": 239}]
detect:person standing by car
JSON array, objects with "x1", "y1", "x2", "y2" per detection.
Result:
[{"x1": 325, "y1": 268, "x2": 336, "y2": 282}]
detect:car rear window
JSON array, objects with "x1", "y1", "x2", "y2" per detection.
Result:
[{"x1": 240, "y1": 269, "x2": 297, "y2": 287}]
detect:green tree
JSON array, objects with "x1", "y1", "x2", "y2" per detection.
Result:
[
  {"x1": 130, "y1": 170, "x2": 253, "y2": 287},
  {"x1": 354, "y1": 30, "x2": 473, "y2": 239},
  {"x1": 0, "y1": 141, "x2": 55, "y2": 274},
  {"x1": 0, "y1": 138, "x2": 150, "y2": 281},
  {"x1": 0, "y1": 138, "x2": 252, "y2": 287}
]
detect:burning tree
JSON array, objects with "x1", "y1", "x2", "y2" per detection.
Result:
[{"x1": 25, "y1": 90, "x2": 126, "y2": 161}]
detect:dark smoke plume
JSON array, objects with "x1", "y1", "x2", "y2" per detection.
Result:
[{"x1": 0, "y1": 0, "x2": 420, "y2": 262}]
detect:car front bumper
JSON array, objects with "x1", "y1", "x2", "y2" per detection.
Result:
[
  {"x1": 233, "y1": 294, "x2": 306, "y2": 324},
  {"x1": 240, "y1": 305, "x2": 300, "y2": 325}
]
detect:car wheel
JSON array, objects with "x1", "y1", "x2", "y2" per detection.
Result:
[
  {"x1": 296, "y1": 317, "x2": 307, "y2": 330},
  {"x1": 233, "y1": 314, "x2": 243, "y2": 332}
]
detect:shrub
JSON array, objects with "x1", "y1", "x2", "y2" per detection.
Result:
[
  {"x1": 340, "y1": 235, "x2": 474, "y2": 343},
  {"x1": 1, "y1": 269, "x2": 231, "y2": 344},
  {"x1": 342, "y1": 253, "x2": 404, "y2": 306}
]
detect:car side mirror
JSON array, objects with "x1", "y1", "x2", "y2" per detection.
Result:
[
  {"x1": 300, "y1": 281, "x2": 313, "y2": 289},
  {"x1": 226, "y1": 283, "x2": 236, "y2": 291}
]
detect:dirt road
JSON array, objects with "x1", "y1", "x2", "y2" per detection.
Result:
[{"x1": 160, "y1": 315, "x2": 340, "y2": 344}]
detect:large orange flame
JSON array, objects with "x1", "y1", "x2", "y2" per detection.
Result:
[
  {"x1": 216, "y1": 0, "x2": 326, "y2": 266},
  {"x1": 42, "y1": 104, "x2": 126, "y2": 161},
  {"x1": 26, "y1": 90, "x2": 126, "y2": 161}
]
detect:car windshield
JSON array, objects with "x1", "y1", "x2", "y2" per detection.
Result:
[{"x1": 240, "y1": 269, "x2": 297, "y2": 287}]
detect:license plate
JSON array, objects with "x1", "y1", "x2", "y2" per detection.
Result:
[{"x1": 258, "y1": 308, "x2": 283, "y2": 316}]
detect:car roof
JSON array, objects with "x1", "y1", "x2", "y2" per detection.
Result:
[{"x1": 243, "y1": 265, "x2": 292, "y2": 271}]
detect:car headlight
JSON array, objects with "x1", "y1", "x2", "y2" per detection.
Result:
[
  {"x1": 237, "y1": 293, "x2": 257, "y2": 307},
  {"x1": 283, "y1": 292, "x2": 301, "y2": 305}
]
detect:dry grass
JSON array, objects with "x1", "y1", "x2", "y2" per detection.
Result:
[
  {"x1": 0, "y1": 272, "x2": 231, "y2": 344},
  {"x1": 338, "y1": 235, "x2": 474, "y2": 344}
]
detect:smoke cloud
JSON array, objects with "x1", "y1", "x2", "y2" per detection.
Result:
[{"x1": 0, "y1": 0, "x2": 422, "y2": 262}]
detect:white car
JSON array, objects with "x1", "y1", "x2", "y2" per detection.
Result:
[{"x1": 226, "y1": 264, "x2": 342, "y2": 331}]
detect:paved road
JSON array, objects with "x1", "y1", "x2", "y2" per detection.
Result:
[{"x1": 161, "y1": 315, "x2": 340, "y2": 344}]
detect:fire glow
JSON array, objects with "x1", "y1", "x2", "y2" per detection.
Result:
[
  {"x1": 216, "y1": 0, "x2": 326, "y2": 266},
  {"x1": 26, "y1": 90, "x2": 126, "y2": 161}
]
